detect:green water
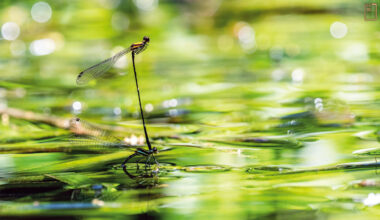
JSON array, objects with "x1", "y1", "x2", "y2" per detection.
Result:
[{"x1": 0, "y1": 0, "x2": 379, "y2": 219}]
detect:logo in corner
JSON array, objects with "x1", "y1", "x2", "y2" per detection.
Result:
[{"x1": 364, "y1": 2, "x2": 378, "y2": 21}]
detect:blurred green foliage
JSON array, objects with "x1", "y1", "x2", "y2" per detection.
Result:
[{"x1": 0, "y1": 0, "x2": 379, "y2": 219}]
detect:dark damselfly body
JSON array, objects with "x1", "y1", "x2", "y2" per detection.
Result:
[{"x1": 75, "y1": 36, "x2": 158, "y2": 173}]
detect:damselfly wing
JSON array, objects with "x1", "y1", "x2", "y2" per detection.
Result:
[
  {"x1": 69, "y1": 117, "x2": 141, "y2": 149},
  {"x1": 69, "y1": 118, "x2": 170, "y2": 161},
  {"x1": 76, "y1": 36, "x2": 150, "y2": 85}
]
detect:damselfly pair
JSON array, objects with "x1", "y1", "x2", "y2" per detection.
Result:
[{"x1": 75, "y1": 36, "x2": 159, "y2": 174}]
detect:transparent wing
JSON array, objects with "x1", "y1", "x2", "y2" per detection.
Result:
[
  {"x1": 68, "y1": 134, "x2": 140, "y2": 154},
  {"x1": 76, "y1": 47, "x2": 131, "y2": 85},
  {"x1": 68, "y1": 135, "x2": 126, "y2": 149},
  {"x1": 68, "y1": 118, "x2": 140, "y2": 150},
  {"x1": 69, "y1": 117, "x2": 110, "y2": 137},
  {"x1": 69, "y1": 117, "x2": 116, "y2": 146}
]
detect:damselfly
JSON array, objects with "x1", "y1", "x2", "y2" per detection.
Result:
[
  {"x1": 69, "y1": 117, "x2": 159, "y2": 174},
  {"x1": 76, "y1": 36, "x2": 156, "y2": 172},
  {"x1": 76, "y1": 36, "x2": 150, "y2": 85}
]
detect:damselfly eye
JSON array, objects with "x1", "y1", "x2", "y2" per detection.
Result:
[
  {"x1": 143, "y1": 36, "x2": 150, "y2": 42},
  {"x1": 153, "y1": 147, "x2": 157, "y2": 152}
]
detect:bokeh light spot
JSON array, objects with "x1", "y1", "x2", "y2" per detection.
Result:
[
  {"x1": 31, "y1": 2, "x2": 52, "y2": 23},
  {"x1": 29, "y1": 38, "x2": 55, "y2": 56},
  {"x1": 133, "y1": 0, "x2": 158, "y2": 12},
  {"x1": 112, "y1": 46, "x2": 128, "y2": 68},
  {"x1": 113, "y1": 107, "x2": 122, "y2": 116},
  {"x1": 330, "y1": 22, "x2": 347, "y2": 39},
  {"x1": 292, "y1": 68, "x2": 304, "y2": 83},
  {"x1": 145, "y1": 103, "x2": 154, "y2": 112},
  {"x1": 1, "y1": 22, "x2": 20, "y2": 41},
  {"x1": 233, "y1": 22, "x2": 255, "y2": 52}
]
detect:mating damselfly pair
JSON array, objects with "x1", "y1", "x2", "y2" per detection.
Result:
[{"x1": 75, "y1": 36, "x2": 160, "y2": 175}]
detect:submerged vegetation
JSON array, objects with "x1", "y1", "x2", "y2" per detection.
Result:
[{"x1": 0, "y1": 0, "x2": 379, "y2": 219}]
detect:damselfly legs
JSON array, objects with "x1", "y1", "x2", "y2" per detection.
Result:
[
  {"x1": 70, "y1": 117, "x2": 159, "y2": 176},
  {"x1": 121, "y1": 146, "x2": 158, "y2": 172},
  {"x1": 75, "y1": 36, "x2": 159, "y2": 174}
]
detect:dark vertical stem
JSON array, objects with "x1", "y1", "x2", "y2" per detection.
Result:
[{"x1": 132, "y1": 52, "x2": 152, "y2": 151}]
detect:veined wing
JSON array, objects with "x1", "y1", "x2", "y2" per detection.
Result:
[
  {"x1": 69, "y1": 117, "x2": 122, "y2": 147},
  {"x1": 69, "y1": 117, "x2": 110, "y2": 137},
  {"x1": 68, "y1": 118, "x2": 143, "y2": 150},
  {"x1": 68, "y1": 135, "x2": 127, "y2": 149},
  {"x1": 76, "y1": 47, "x2": 131, "y2": 85},
  {"x1": 68, "y1": 134, "x2": 143, "y2": 154}
]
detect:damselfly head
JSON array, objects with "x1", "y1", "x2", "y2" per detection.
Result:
[
  {"x1": 143, "y1": 36, "x2": 150, "y2": 43},
  {"x1": 69, "y1": 117, "x2": 81, "y2": 127},
  {"x1": 153, "y1": 146, "x2": 158, "y2": 153}
]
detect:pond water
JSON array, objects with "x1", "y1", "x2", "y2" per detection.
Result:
[{"x1": 0, "y1": 1, "x2": 379, "y2": 219}]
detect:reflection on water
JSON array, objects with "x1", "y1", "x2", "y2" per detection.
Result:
[{"x1": 0, "y1": 0, "x2": 380, "y2": 219}]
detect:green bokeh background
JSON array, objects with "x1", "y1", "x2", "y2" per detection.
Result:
[{"x1": 0, "y1": 0, "x2": 379, "y2": 219}]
